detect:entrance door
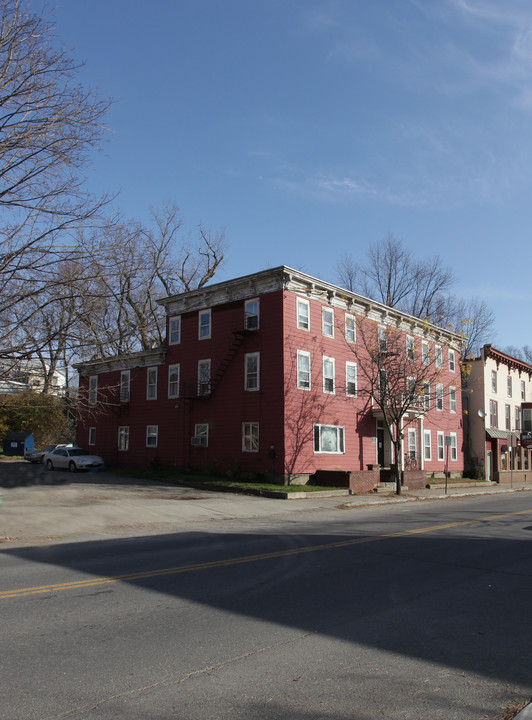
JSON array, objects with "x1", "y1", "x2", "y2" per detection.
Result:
[
  {"x1": 377, "y1": 425, "x2": 385, "y2": 466},
  {"x1": 487, "y1": 451, "x2": 492, "y2": 482}
]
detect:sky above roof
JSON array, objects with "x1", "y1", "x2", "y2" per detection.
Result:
[{"x1": 33, "y1": 0, "x2": 532, "y2": 350}]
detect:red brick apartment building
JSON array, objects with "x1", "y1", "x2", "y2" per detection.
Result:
[{"x1": 75, "y1": 266, "x2": 464, "y2": 489}]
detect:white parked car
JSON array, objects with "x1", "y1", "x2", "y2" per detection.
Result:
[{"x1": 44, "y1": 447, "x2": 104, "y2": 473}]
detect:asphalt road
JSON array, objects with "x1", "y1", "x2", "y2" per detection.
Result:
[{"x1": 1, "y1": 473, "x2": 532, "y2": 720}]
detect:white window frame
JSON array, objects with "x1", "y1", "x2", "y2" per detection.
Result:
[
  {"x1": 297, "y1": 297, "x2": 310, "y2": 331},
  {"x1": 345, "y1": 314, "x2": 356, "y2": 344},
  {"x1": 505, "y1": 403, "x2": 511, "y2": 431},
  {"x1": 407, "y1": 427, "x2": 417, "y2": 461},
  {"x1": 406, "y1": 336, "x2": 415, "y2": 361},
  {"x1": 118, "y1": 426, "x2": 129, "y2": 452},
  {"x1": 169, "y1": 315, "x2": 181, "y2": 345},
  {"x1": 435, "y1": 345, "x2": 442, "y2": 369},
  {"x1": 89, "y1": 427, "x2": 96, "y2": 446},
  {"x1": 436, "y1": 383, "x2": 444, "y2": 411},
  {"x1": 450, "y1": 432, "x2": 458, "y2": 461},
  {"x1": 245, "y1": 352, "x2": 260, "y2": 391},
  {"x1": 424, "y1": 429, "x2": 432, "y2": 461},
  {"x1": 507, "y1": 375, "x2": 512, "y2": 397},
  {"x1": 437, "y1": 431, "x2": 445, "y2": 461},
  {"x1": 147, "y1": 367, "x2": 158, "y2": 400},
  {"x1": 521, "y1": 381, "x2": 526, "y2": 401},
  {"x1": 422, "y1": 341, "x2": 430, "y2": 365},
  {"x1": 491, "y1": 370, "x2": 497, "y2": 393},
  {"x1": 88, "y1": 375, "x2": 98, "y2": 406},
  {"x1": 120, "y1": 370, "x2": 130, "y2": 402},
  {"x1": 346, "y1": 361, "x2": 357, "y2": 397},
  {"x1": 198, "y1": 359, "x2": 211, "y2": 396},
  {"x1": 195, "y1": 423, "x2": 209, "y2": 446},
  {"x1": 489, "y1": 399, "x2": 498, "y2": 428},
  {"x1": 448, "y1": 349, "x2": 456, "y2": 372},
  {"x1": 198, "y1": 309, "x2": 211, "y2": 340},
  {"x1": 242, "y1": 422, "x2": 259, "y2": 452},
  {"x1": 516, "y1": 406, "x2": 521, "y2": 431},
  {"x1": 146, "y1": 425, "x2": 158, "y2": 448},
  {"x1": 313, "y1": 424, "x2": 345, "y2": 454},
  {"x1": 168, "y1": 364, "x2": 180, "y2": 398},
  {"x1": 378, "y1": 326, "x2": 387, "y2": 353},
  {"x1": 297, "y1": 350, "x2": 311, "y2": 390},
  {"x1": 322, "y1": 307, "x2": 334, "y2": 338},
  {"x1": 245, "y1": 298, "x2": 260, "y2": 330},
  {"x1": 323, "y1": 356, "x2": 335, "y2": 394},
  {"x1": 423, "y1": 382, "x2": 431, "y2": 411},
  {"x1": 449, "y1": 386, "x2": 457, "y2": 413}
]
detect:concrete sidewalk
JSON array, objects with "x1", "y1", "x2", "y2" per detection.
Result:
[{"x1": 1, "y1": 459, "x2": 532, "y2": 545}]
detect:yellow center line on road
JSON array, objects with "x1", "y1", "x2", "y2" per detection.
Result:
[{"x1": 2, "y1": 508, "x2": 531, "y2": 600}]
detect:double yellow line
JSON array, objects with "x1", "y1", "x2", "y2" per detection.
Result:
[{"x1": 2, "y1": 508, "x2": 531, "y2": 600}]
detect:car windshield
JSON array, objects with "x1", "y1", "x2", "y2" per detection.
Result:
[{"x1": 68, "y1": 449, "x2": 89, "y2": 456}]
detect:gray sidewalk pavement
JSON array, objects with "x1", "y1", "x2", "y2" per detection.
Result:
[{"x1": 2, "y1": 459, "x2": 532, "y2": 546}]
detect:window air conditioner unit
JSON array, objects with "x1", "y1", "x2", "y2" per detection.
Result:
[{"x1": 191, "y1": 436, "x2": 207, "y2": 447}]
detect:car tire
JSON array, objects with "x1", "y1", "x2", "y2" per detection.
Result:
[
  {"x1": 46, "y1": 459, "x2": 54, "y2": 470},
  {"x1": 68, "y1": 461, "x2": 76, "y2": 473}
]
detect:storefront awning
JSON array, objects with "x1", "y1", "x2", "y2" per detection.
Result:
[{"x1": 486, "y1": 429, "x2": 520, "y2": 440}]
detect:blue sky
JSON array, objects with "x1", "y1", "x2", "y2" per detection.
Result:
[{"x1": 35, "y1": 0, "x2": 532, "y2": 350}]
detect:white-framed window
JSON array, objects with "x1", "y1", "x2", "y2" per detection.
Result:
[
  {"x1": 88, "y1": 375, "x2": 98, "y2": 406},
  {"x1": 437, "y1": 431, "x2": 445, "y2": 461},
  {"x1": 448, "y1": 349, "x2": 456, "y2": 372},
  {"x1": 435, "y1": 345, "x2": 442, "y2": 368},
  {"x1": 297, "y1": 297, "x2": 310, "y2": 331},
  {"x1": 507, "y1": 375, "x2": 512, "y2": 397},
  {"x1": 489, "y1": 399, "x2": 498, "y2": 428},
  {"x1": 313, "y1": 424, "x2": 345, "y2": 454},
  {"x1": 322, "y1": 307, "x2": 334, "y2": 338},
  {"x1": 297, "y1": 350, "x2": 311, "y2": 390},
  {"x1": 346, "y1": 361, "x2": 357, "y2": 397},
  {"x1": 345, "y1": 314, "x2": 356, "y2": 343},
  {"x1": 168, "y1": 364, "x2": 180, "y2": 398},
  {"x1": 323, "y1": 356, "x2": 335, "y2": 394},
  {"x1": 89, "y1": 427, "x2": 96, "y2": 446},
  {"x1": 194, "y1": 423, "x2": 209, "y2": 446},
  {"x1": 198, "y1": 359, "x2": 211, "y2": 395},
  {"x1": 245, "y1": 352, "x2": 260, "y2": 391},
  {"x1": 407, "y1": 376, "x2": 416, "y2": 405},
  {"x1": 118, "y1": 426, "x2": 129, "y2": 451},
  {"x1": 449, "y1": 432, "x2": 458, "y2": 461},
  {"x1": 436, "y1": 383, "x2": 444, "y2": 411},
  {"x1": 422, "y1": 341, "x2": 430, "y2": 365},
  {"x1": 120, "y1": 370, "x2": 130, "y2": 402},
  {"x1": 521, "y1": 381, "x2": 526, "y2": 401},
  {"x1": 378, "y1": 326, "x2": 387, "y2": 353},
  {"x1": 449, "y1": 386, "x2": 457, "y2": 413},
  {"x1": 146, "y1": 425, "x2": 158, "y2": 448},
  {"x1": 407, "y1": 427, "x2": 417, "y2": 460},
  {"x1": 379, "y1": 368, "x2": 388, "y2": 402},
  {"x1": 406, "y1": 336, "x2": 415, "y2": 361},
  {"x1": 505, "y1": 404, "x2": 511, "y2": 431},
  {"x1": 245, "y1": 298, "x2": 260, "y2": 330},
  {"x1": 424, "y1": 430, "x2": 432, "y2": 461},
  {"x1": 423, "y1": 382, "x2": 431, "y2": 411},
  {"x1": 491, "y1": 370, "x2": 497, "y2": 393},
  {"x1": 147, "y1": 367, "x2": 158, "y2": 400},
  {"x1": 169, "y1": 315, "x2": 181, "y2": 345},
  {"x1": 198, "y1": 309, "x2": 211, "y2": 340},
  {"x1": 242, "y1": 422, "x2": 259, "y2": 452},
  {"x1": 516, "y1": 406, "x2": 521, "y2": 431}
]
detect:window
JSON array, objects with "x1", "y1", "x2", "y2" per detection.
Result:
[
  {"x1": 146, "y1": 425, "x2": 158, "y2": 448},
  {"x1": 437, "y1": 431, "x2": 445, "y2": 461},
  {"x1": 489, "y1": 399, "x2": 498, "y2": 428},
  {"x1": 378, "y1": 326, "x2": 387, "y2": 353},
  {"x1": 297, "y1": 298, "x2": 310, "y2": 330},
  {"x1": 406, "y1": 336, "x2": 415, "y2": 361},
  {"x1": 435, "y1": 345, "x2": 442, "y2": 368},
  {"x1": 245, "y1": 352, "x2": 260, "y2": 391},
  {"x1": 523, "y1": 407, "x2": 532, "y2": 431},
  {"x1": 436, "y1": 383, "x2": 444, "y2": 411},
  {"x1": 120, "y1": 370, "x2": 130, "y2": 402},
  {"x1": 194, "y1": 423, "x2": 209, "y2": 446},
  {"x1": 323, "y1": 356, "x2": 335, "y2": 394},
  {"x1": 198, "y1": 309, "x2": 211, "y2": 340},
  {"x1": 147, "y1": 367, "x2": 158, "y2": 400},
  {"x1": 507, "y1": 375, "x2": 512, "y2": 397},
  {"x1": 449, "y1": 386, "x2": 457, "y2": 413},
  {"x1": 424, "y1": 430, "x2": 432, "y2": 461},
  {"x1": 423, "y1": 382, "x2": 431, "y2": 411},
  {"x1": 407, "y1": 377, "x2": 416, "y2": 405},
  {"x1": 516, "y1": 406, "x2": 521, "y2": 431},
  {"x1": 450, "y1": 432, "x2": 457, "y2": 461},
  {"x1": 89, "y1": 427, "x2": 96, "y2": 446},
  {"x1": 242, "y1": 422, "x2": 259, "y2": 452},
  {"x1": 89, "y1": 375, "x2": 98, "y2": 406},
  {"x1": 491, "y1": 370, "x2": 497, "y2": 393},
  {"x1": 322, "y1": 307, "x2": 334, "y2": 338},
  {"x1": 297, "y1": 350, "x2": 311, "y2": 390},
  {"x1": 346, "y1": 362, "x2": 357, "y2": 397},
  {"x1": 422, "y1": 341, "x2": 430, "y2": 365},
  {"x1": 118, "y1": 426, "x2": 129, "y2": 451},
  {"x1": 314, "y1": 424, "x2": 345, "y2": 454},
  {"x1": 505, "y1": 404, "x2": 511, "y2": 431},
  {"x1": 168, "y1": 364, "x2": 180, "y2": 398},
  {"x1": 448, "y1": 349, "x2": 456, "y2": 372},
  {"x1": 169, "y1": 315, "x2": 181, "y2": 344},
  {"x1": 198, "y1": 359, "x2": 211, "y2": 395},
  {"x1": 379, "y1": 369, "x2": 388, "y2": 402},
  {"x1": 407, "y1": 428, "x2": 417, "y2": 460},
  {"x1": 245, "y1": 299, "x2": 259, "y2": 330},
  {"x1": 345, "y1": 314, "x2": 356, "y2": 343},
  {"x1": 521, "y1": 381, "x2": 526, "y2": 401}
]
